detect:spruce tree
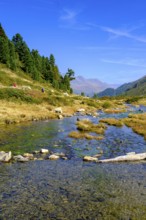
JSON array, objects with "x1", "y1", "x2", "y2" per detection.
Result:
[
  {"x1": 31, "y1": 49, "x2": 41, "y2": 80},
  {"x1": 8, "y1": 41, "x2": 17, "y2": 70},
  {"x1": 0, "y1": 37, "x2": 10, "y2": 67},
  {"x1": 0, "y1": 23, "x2": 8, "y2": 39},
  {"x1": 0, "y1": 23, "x2": 10, "y2": 67}
]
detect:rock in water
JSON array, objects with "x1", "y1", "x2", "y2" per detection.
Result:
[
  {"x1": 58, "y1": 115, "x2": 63, "y2": 119},
  {"x1": 49, "y1": 155, "x2": 60, "y2": 160},
  {"x1": 13, "y1": 155, "x2": 29, "y2": 162},
  {"x1": 83, "y1": 156, "x2": 98, "y2": 162},
  {"x1": 0, "y1": 151, "x2": 12, "y2": 162},
  {"x1": 40, "y1": 149, "x2": 49, "y2": 154}
]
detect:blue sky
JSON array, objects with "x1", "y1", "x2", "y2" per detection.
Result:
[{"x1": 1, "y1": 0, "x2": 146, "y2": 84}]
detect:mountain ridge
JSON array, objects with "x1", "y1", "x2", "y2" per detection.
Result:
[
  {"x1": 97, "y1": 75, "x2": 146, "y2": 97},
  {"x1": 71, "y1": 75, "x2": 118, "y2": 96}
]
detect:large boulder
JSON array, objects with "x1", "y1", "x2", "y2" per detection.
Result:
[{"x1": 0, "y1": 151, "x2": 12, "y2": 162}]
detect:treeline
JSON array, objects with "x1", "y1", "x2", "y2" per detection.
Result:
[{"x1": 0, "y1": 23, "x2": 75, "y2": 92}]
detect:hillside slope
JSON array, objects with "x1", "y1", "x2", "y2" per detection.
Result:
[
  {"x1": 0, "y1": 64, "x2": 113, "y2": 124},
  {"x1": 98, "y1": 75, "x2": 146, "y2": 97}
]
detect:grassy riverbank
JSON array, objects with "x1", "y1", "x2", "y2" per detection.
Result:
[
  {"x1": 1, "y1": 64, "x2": 146, "y2": 126},
  {"x1": 0, "y1": 64, "x2": 127, "y2": 124}
]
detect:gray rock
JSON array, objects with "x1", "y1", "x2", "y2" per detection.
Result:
[
  {"x1": 13, "y1": 155, "x2": 29, "y2": 162},
  {"x1": 58, "y1": 115, "x2": 63, "y2": 119},
  {"x1": 0, "y1": 151, "x2": 12, "y2": 162},
  {"x1": 49, "y1": 154, "x2": 60, "y2": 160},
  {"x1": 77, "y1": 108, "x2": 85, "y2": 112},
  {"x1": 23, "y1": 153, "x2": 34, "y2": 158},
  {"x1": 53, "y1": 152, "x2": 66, "y2": 158},
  {"x1": 55, "y1": 107, "x2": 62, "y2": 114},
  {"x1": 40, "y1": 149, "x2": 49, "y2": 154},
  {"x1": 93, "y1": 154, "x2": 102, "y2": 158},
  {"x1": 62, "y1": 156, "x2": 68, "y2": 160},
  {"x1": 83, "y1": 156, "x2": 98, "y2": 162},
  {"x1": 33, "y1": 150, "x2": 40, "y2": 154}
]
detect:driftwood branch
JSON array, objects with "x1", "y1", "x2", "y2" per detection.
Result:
[{"x1": 99, "y1": 152, "x2": 146, "y2": 163}]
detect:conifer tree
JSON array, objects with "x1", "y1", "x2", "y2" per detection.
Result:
[
  {"x1": 0, "y1": 23, "x2": 76, "y2": 92},
  {"x1": 31, "y1": 50, "x2": 42, "y2": 81},
  {"x1": 0, "y1": 23, "x2": 8, "y2": 39},
  {"x1": 0, "y1": 23, "x2": 10, "y2": 67},
  {"x1": 0, "y1": 37, "x2": 10, "y2": 67},
  {"x1": 8, "y1": 41, "x2": 17, "y2": 70}
]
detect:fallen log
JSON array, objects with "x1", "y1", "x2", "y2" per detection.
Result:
[{"x1": 99, "y1": 152, "x2": 146, "y2": 163}]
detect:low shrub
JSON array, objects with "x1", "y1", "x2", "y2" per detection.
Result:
[
  {"x1": 0, "y1": 88, "x2": 41, "y2": 104},
  {"x1": 102, "y1": 101, "x2": 112, "y2": 109},
  {"x1": 126, "y1": 97, "x2": 142, "y2": 104}
]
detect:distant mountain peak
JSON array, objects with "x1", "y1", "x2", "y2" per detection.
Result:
[{"x1": 71, "y1": 75, "x2": 117, "y2": 96}]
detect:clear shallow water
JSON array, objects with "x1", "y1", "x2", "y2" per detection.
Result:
[
  {"x1": 0, "y1": 108, "x2": 146, "y2": 219},
  {"x1": 1, "y1": 160, "x2": 146, "y2": 219}
]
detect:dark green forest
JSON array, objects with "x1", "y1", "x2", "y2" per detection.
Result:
[{"x1": 0, "y1": 23, "x2": 75, "y2": 93}]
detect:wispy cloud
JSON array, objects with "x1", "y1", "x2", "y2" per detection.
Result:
[
  {"x1": 101, "y1": 58, "x2": 146, "y2": 67},
  {"x1": 87, "y1": 23, "x2": 146, "y2": 43},
  {"x1": 60, "y1": 9, "x2": 77, "y2": 23},
  {"x1": 59, "y1": 9, "x2": 90, "y2": 31},
  {"x1": 77, "y1": 46, "x2": 146, "y2": 52},
  {"x1": 78, "y1": 46, "x2": 123, "y2": 50}
]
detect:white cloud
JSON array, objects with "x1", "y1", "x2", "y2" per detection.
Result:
[
  {"x1": 59, "y1": 9, "x2": 90, "y2": 31},
  {"x1": 101, "y1": 26, "x2": 146, "y2": 43},
  {"x1": 77, "y1": 46, "x2": 123, "y2": 50},
  {"x1": 77, "y1": 46, "x2": 146, "y2": 51},
  {"x1": 60, "y1": 9, "x2": 77, "y2": 22},
  {"x1": 87, "y1": 23, "x2": 146, "y2": 43},
  {"x1": 101, "y1": 58, "x2": 146, "y2": 67}
]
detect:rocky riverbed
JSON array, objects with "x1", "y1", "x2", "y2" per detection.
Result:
[{"x1": 1, "y1": 108, "x2": 146, "y2": 219}]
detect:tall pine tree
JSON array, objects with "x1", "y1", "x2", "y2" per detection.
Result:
[{"x1": 0, "y1": 24, "x2": 10, "y2": 67}]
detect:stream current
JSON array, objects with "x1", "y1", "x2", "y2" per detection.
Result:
[{"x1": 0, "y1": 105, "x2": 146, "y2": 219}]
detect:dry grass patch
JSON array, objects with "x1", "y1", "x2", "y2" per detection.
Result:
[
  {"x1": 76, "y1": 119, "x2": 107, "y2": 134},
  {"x1": 99, "y1": 118, "x2": 124, "y2": 127},
  {"x1": 104, "y1": 108, "x2": 126, "y2": 114},
  {"x1": 0, "y1": 100, "x2": 57, "y2": 124},
  {"x1": 136, "y1": 98, "x2": 146, "y2": 106},
  {"x1": 68, "y1": 131, "x2": 104, "y2": 140},
  {"x1": 122, "y1": 113, "x2": 146, "y2": 139}
]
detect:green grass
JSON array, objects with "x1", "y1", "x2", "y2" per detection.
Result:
[{"x1": 0, "y1": 88, "x2": 41, "y2": 104}]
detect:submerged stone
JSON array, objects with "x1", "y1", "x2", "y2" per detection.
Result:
[{"x1": 83, "y1": 156, "x2": 98, "y2": 162}]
